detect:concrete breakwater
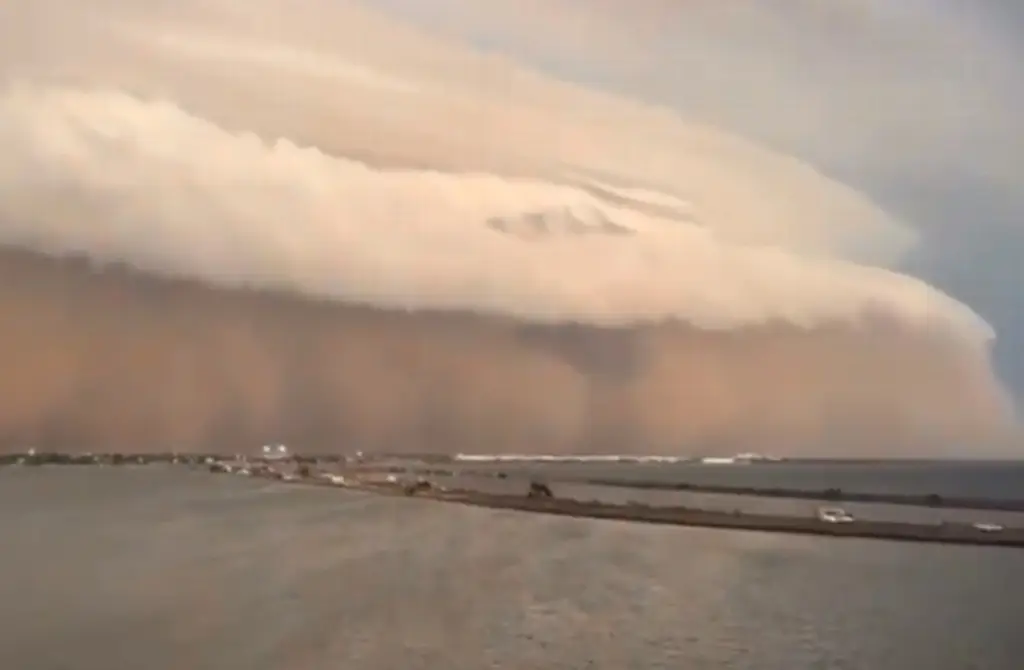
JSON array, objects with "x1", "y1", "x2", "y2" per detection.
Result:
[
  {"x1": 3, "y1": 452, "x2": 1023, "y2": 548},
  {"x1": 306, "y1": 461, "x2": 1024, "y2": 513}
]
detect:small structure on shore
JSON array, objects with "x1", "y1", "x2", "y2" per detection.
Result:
[
  {"x1": 527, "y1": 481, "x2": 554, "y2": 499},
  {"x1": 403, "y1": 479, "x2": 433, "y2": 496}
]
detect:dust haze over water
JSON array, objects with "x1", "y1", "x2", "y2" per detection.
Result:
[{"x1": 0, "y1": 0, "x2": 1016, "y2": 456}]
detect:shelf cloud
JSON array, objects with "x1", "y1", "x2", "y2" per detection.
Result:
[{"x1": 0, "y1": 0, "x2": 1014, "y2": 455}]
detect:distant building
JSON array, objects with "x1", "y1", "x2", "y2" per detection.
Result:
[
  {"x1": 700, "y1": 453, "x2": 781, "y2": 465},
  {"x1": 734, "y1": 452, "x2": 782, "y2": 463}
]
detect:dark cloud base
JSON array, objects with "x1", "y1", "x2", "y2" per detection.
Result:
[{"x1": 0, "y1": 246, "x2": 1010, "y2": 456}]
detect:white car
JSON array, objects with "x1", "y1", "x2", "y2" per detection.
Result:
[
  {"x1": 972, "y1": 522, "x2": 1004, "y2": 533},
  {"x1": 262, "y1": 444, "x2": 289, "y2": 460},
  {"x1": 818, "y1": 507, "x2": 855, "y2": 524}
]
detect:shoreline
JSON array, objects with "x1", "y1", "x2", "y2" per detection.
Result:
[
  {"x1": 570, "y1": 477, "x2": 1024, "y2": 512},
  {"x1": 3, "y1": 453, "x2": 1022, "y2": 548},
  {"x1": 342, "y1": 463, "x2": 1024, "y2": 513},
  {"x1": 407, "y1": 488, "x2": 1024, "y2": 548}
]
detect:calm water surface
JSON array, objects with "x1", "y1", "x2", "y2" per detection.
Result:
[{"x1": 0, "y1": 466, "x2": 1021, "y2": 670}]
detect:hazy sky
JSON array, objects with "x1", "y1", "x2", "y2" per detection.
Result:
[
  {"x1": 364, "y1": 0, "x2": 1024, "y2": 395},
  {"x1": 0, "y1": 0, "x2": 1017, "y2": 453}
]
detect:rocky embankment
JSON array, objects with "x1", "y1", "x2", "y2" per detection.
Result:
[
  {"x1": 2, "y1": 452, "x2": 1022, "y2": 548},
  {"x1": 343, "y1": 463, "x2": 1024, "y2": 513}
]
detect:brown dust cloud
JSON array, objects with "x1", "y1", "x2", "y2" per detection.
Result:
[{"x1": 0, "y1": 0, "x2": 1016, "y2": 456}]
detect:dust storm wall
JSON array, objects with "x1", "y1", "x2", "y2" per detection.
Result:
[{"x1": 0, "y1": 0, "x2": 1015, "y2": 455}]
